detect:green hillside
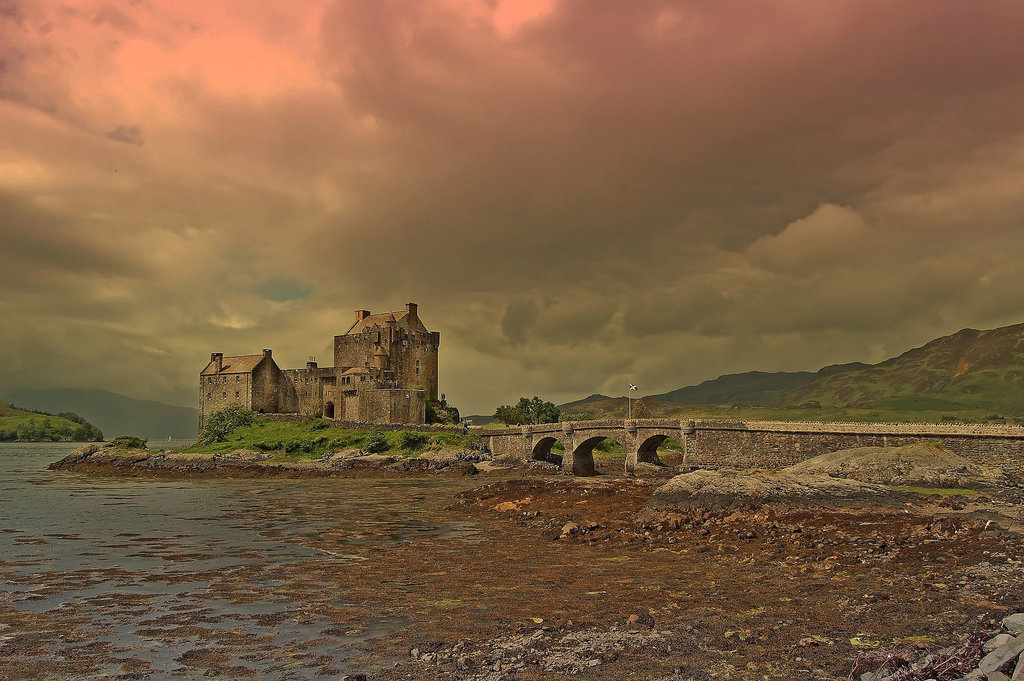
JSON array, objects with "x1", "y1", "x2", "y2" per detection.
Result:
[
  {"x1": 556, "y1": 323, "x2": 1024, "y2": 424},
  {"x1": 782, "y1": 324, "x2": 1024, "y2": 419},
  {"x1": 651, "y1": 371, "x2": 815, "y2": 406},
  {"x1": 0, "y1": 401, "x2": 104, "y2": 442}
]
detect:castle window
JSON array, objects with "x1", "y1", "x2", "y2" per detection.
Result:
[
  {"x1": 222, "y1": 376, "x2": 227, "y2": 384},
  {"x1": 236, "y1": 375, "x2": 240, "y2": 382},
  {"x1": 206, "y1": 392, "x2": 211, "y2": 399},
  {"x1": 222, "y1": 391, "x2": 227, "y2": 398},
  {"x1": 415, "y1": 359, "x2": 420, "y2": 375},
  {"x1": 235, "y1": 391, "x2": 240, "y2": 398}
]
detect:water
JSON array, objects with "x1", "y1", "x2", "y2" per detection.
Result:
[{"x1": 0, "y1": 442, "x2": 480, "y2": 679}]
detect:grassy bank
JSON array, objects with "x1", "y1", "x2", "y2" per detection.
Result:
[
  {"x1": 0, "y1": 401, "x2": 103, "y2": 442},
  {"x1": 181, "y1": 413, "x2": 479, "y2": 459}
]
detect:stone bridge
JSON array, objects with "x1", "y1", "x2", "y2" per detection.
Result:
[
  {"x1": 477, "y1": 419, "x2": 691, "y2": 476},
  {"x1": 477, "y1": 418, "x2": 1024, "y2": 478}
]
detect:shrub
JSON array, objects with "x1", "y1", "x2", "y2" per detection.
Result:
[
  {"x1": 391, "y1": 430, "x2": 427, "y2": 450},
  {"x1": 199, "y1": 406, "x2": 260, "y2": 444},
  {"x1": 111, "y1": 435, "x2": 148, "y2": 449},
  {"x1": 364, "y1": 429, "x2": 388, "y2": 453}
]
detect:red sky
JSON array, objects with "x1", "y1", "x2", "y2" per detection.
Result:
[{"x1": 2, "y1": 0, "x2": 1024, "y2": 412}]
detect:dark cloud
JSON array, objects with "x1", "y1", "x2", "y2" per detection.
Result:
[
  {"x1": 105, "y1": 125, "x2": 144, "y2": 145},
  {"x1": 2, "y1": 0, "x2": 1024, "y2": 412},
  {"x1": 252, "y1": 278, "x2": 313, "y2": 303},
  {"x1": 501, "y1": 299, "x2": 538, "y2": 346}
]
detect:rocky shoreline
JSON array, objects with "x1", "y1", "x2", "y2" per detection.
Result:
[
  {"x1": 48, "y1": 441, "x2": 491, "y2": 478},
  {"x1": 30, "y1": 441, "x2": 1024, "y2": 680}
]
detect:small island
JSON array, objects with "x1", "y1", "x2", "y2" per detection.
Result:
[{"x1": 49, "y1": 406, "x2": 487, "y2": 478}]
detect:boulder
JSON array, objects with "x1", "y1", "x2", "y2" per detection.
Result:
[
  {"x1": 1004, "y1": 613, "x2": 1024, "y2": 635},
  {"x1": 648, "y1": 469, "x2": 902, "y2": 511}
]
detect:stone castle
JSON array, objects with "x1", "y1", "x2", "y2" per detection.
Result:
[{"x1": 199, "y1": 303, "x2": 439, "y2": 430}]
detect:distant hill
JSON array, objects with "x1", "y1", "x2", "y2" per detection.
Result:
[
  {"x1": 781, "y1": 323, "x2": 1024, "y2": 415},
  {"x1": 0, "y1": 401, "x2": 103, "y2": 442},
  {"x1": 650, "y1": 371, "x2": 815, "y2": 406},
  {"x1": 3, "y1": 389, "x2": 198, "y2": 439},
  {"x1": 547, "y1": 322, "x2": 1024, "y2": 423},
  {"x1": 558, "y1": 394, "x2": 612, "y2": 411}
]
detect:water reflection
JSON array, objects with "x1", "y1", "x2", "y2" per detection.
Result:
[{"x1": 0, "y1": 442, "x2": 478, "y2": 679}]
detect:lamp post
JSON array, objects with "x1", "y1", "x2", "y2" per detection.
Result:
[{"x1": 628, "y1": 383, "x2": 638, "y2": 419}]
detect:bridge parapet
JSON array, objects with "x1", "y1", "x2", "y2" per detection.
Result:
[{"x1": 687, "y1": 419, "x2": 1024, "y2": 473}]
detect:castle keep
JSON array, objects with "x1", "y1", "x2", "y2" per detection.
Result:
[{"x1": 199, "y1": 303, "x2": 439, "y2": 430}]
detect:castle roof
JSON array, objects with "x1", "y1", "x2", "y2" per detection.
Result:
[
  {"x1": 341, "y1": 367, "x2": 370, "y2": 375},
  {"x1": 344, "y1": 310, "x2": 428, "y2": 335},
  {"x1": 200, "y1": 354, "x2": 265, "y2": 375}
]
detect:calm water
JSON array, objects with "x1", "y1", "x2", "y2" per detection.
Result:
[{"x1": 0, "y1": 442, "x2": 479, "y2": 679}]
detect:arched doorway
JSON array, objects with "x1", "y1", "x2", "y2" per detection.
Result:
[{"x1": 323, "y1": 402, "x2": 335, "y2": 419}]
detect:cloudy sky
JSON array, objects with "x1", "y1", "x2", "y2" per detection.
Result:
[{"x1": 2, "y1": 0, "x2": 1024, "y2": 413}]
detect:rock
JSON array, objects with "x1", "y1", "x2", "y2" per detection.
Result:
[
  {"x1": 648, "y1": 469, "x2": 901, "y2": 511},
  {"x1": 626, "y1": 613, "x2": 655, "y2": 629},
  {"x1": 783, "y1": 444, "x2": 1000, "y2": 486},
  {"x1": 1004, "y1": 614, "x2": 1024, "y2": 635},
  {"x1": 1012, "y1": 652, "x2": 1024, "y2": 681},
  {"x1": 980, "y1": 634, "x2": 1024, "y2": 675},
  {"x1": 339, "y1": 675, "x2": 368, "y2": 681},
  {"x1": 988, "y1": 673, "x2": 1010, "y2": 681},
  {"x1": 988, "y1": 634, "x2": 1017, "y2": 652},
  {"x1": 953, "y1": 672, "x2": 984, "y2": 681},
  {"x1": 560, "y1": 522, "x2": 578, "y2": 538},
  {"x1": 410, "y1": 648, "x2": 419, "y2": 658}
]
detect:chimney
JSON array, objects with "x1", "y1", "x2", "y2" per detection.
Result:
[
  {"x1": 262, "y1": 348, "x2": 272, "y2": 361},
  {"x1": 355, "y1": 309, "x2": 371, "y2": 322},
  {"x1": 406, "y1": 302, "x2": 418, "y2": 328},
  {"x1": 211, "y1": 352, "x2": 223, "y2": 371},
  {"x1": 306, "y1": 360, "x2": 318, "y2": 370}
]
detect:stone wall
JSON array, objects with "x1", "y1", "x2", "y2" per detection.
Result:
[
  {"x1": 358, "y1": 389, "x2": 427, "y2": 424},
  {"x1": 688, "y1": 420, "x2": 1024, "y2": 474},
  {"x1": 263, "y1": 413, "x2": 466, "y2": 434}
]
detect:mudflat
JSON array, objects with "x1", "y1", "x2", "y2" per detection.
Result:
[{"x1": 28, "y1": 444, "x2": 1024, "y2": 680}]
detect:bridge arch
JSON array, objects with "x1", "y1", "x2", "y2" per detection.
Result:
[
  {"x1": 531, "y1": 436, "x2": 564, "y2": 465},
  {"x1": 635, "y1": 434, "x2": 666, "y2": 466},
  {"x1": 570, "y1": 436, "x2": 626, "y2": 476}
]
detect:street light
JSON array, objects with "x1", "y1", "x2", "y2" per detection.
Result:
[{"x1": 628, "y1": 383, "x2": 638, "y2": 419}]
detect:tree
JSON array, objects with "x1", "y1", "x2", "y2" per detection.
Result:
[
  {"x1": 199, "y1": 406, "x2": 259, "y2": 444},
  {"x1": 631, "y1": 399, "x2": 653, "y2": 419},
  {"x1": 493, "y1": 396, "x2": 561, "y2": 425}
]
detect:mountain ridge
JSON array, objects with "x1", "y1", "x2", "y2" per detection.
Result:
[{"x1": 555, "y1": 322, "x2": 1024, "y2": 423}]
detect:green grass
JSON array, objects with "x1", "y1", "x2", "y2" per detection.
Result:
[
  {"x1": 181, "y1": 417, "x2": 479, "y2": 459},
  {"x1": 887, "y1": 485, "x2": 978, "y2": 497},
  {"x1": 0, "y1": 413, "x2": 103, "y2": 442}
]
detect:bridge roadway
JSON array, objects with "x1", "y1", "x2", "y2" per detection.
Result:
[{"x1": 477, "y1": 419, "x2": 692, "y2": 476}]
